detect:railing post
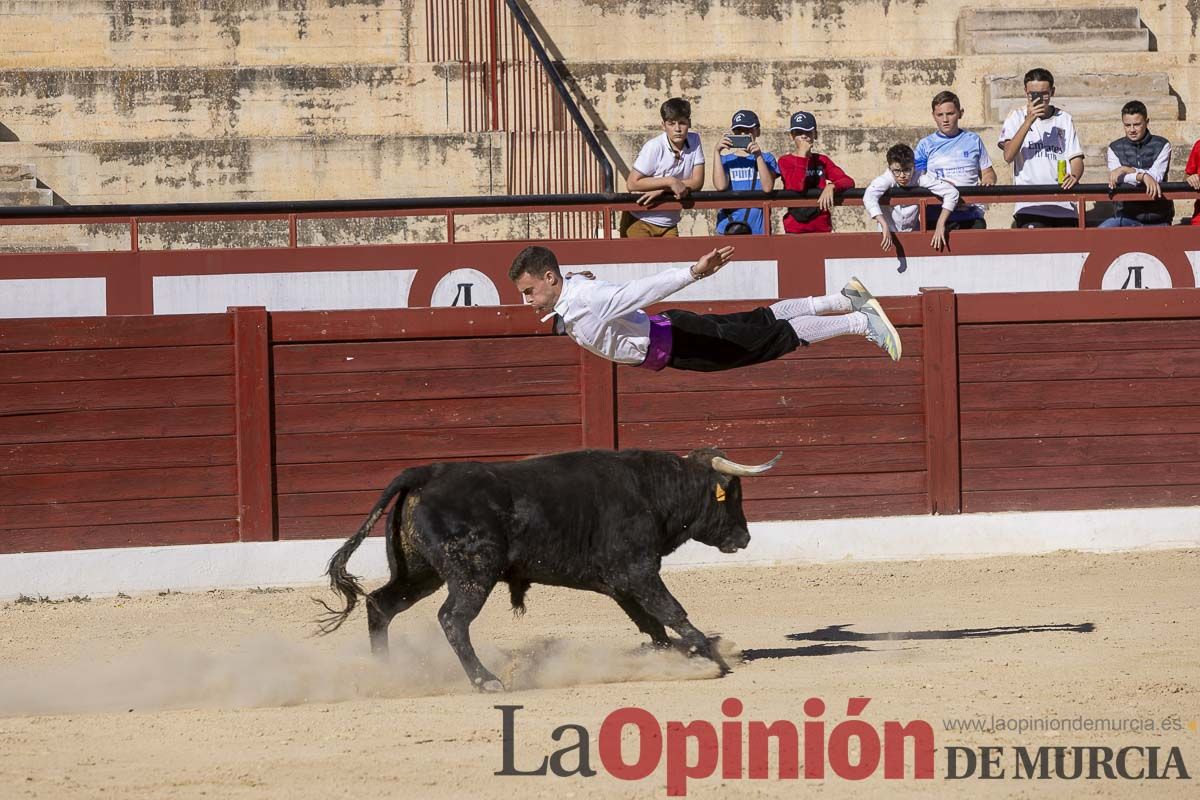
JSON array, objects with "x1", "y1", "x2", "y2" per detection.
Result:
[
  {"x1": 920, "y1": 287, "x2": 961, "y2": 515},
  {"x1": 230, "y1": 306, "x2": 277, "y2": 541},
  {"x1": 579, "y1": 349, "x2": 617, "y2": 449}
]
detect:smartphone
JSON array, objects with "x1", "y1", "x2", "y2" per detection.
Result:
[
  {"x1": 1029, "y1": 91, "x2": 1049, "y2": 104},
  {"x1": 728, "y1": 134, "x2": 753, "y2": 149}
]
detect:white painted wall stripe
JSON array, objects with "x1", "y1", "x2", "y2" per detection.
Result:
[
  {"x1": 565, "y1": 260, "x2": 779, "y2": 302},
  {"x1": 824, "y1": 253, "x2": 1088, "y2": 296},
  {"x1": 0, "y1": 277, "x2": 107, "y2": 318},
  {"x1": 1, "y1": 507, "x2": 1197, "y2": 599},
  {"x1": 152, "y1": 269, "x2": 418, "y2": 313}
]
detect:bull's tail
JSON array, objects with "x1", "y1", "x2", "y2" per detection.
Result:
[{"x1": 313, "y1": 468, "x2": 430, "y2": 635}]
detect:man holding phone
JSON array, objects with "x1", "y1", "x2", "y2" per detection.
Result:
[
  {"x1": 713, "y1": 109, "x2": 778, "y2": 235},
  {"x1": 999, "y1": 67, "x2": 1085, "y2": 228}
]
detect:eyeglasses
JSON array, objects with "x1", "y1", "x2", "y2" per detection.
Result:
[{"x1": 889, "y1": 167, "x2": 914, "y2": 178}]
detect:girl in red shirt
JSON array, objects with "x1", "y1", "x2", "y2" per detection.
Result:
[{"x1": 777, "y1": 111, "x2": 855, "y2": 234}]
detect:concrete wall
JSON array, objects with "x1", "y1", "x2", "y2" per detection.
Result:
[
  {"x1": 526, "y1": 0, "x2": 1200, "y2": 61},
  {"x1": 0, "y1": 0, "x2": 419, "y2": 68},
  {"x1": 0, "y1": 64, "x2": 466, "y2": 141},
  {"x1": 3, "y1": 133, "x2": 506, "y2": 204}
]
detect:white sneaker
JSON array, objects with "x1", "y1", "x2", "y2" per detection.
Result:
[
  {"x1": 841, "y1": 276, "x2": 872, "y2": 312},
  {"x1": 863, "y1": 303, "x2": 902, "y2": 361}
]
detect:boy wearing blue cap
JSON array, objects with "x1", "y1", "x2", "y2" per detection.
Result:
[{"x1": 713, "y1": 109, "x2": 779, "y2": 235}]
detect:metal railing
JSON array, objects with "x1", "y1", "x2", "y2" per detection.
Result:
[
  {"x1": 425, "y1": 0, "x2": 613, "y2": 238},
  {"x1": 0, "y1": 184, "x2": 1195, "y2": 249}
]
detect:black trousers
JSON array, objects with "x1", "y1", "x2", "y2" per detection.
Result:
[{"x1": 663, "y1": 307, "x2": 803, "y2": 372}]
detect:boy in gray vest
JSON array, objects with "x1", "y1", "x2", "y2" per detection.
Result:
[{"x1": 1102, "y1": 100, "x2": 1173, "y2": 227}]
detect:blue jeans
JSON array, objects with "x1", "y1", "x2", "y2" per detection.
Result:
[{"x1": 1099, "y1": 216, "x2": 1165, "y2": 228}]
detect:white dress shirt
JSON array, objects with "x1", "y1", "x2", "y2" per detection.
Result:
[
  {"x1": 547, "y1": 267, "x2": 698, "y2": 364},
  {"x1": 863, "y1": 171, "x2": 961, "y2": 232}
]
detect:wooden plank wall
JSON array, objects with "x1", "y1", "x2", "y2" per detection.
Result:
[
  {"x1": 0, "y1": 315, "x2": 240, "y2": 553},
  {"x1": 959, "y1": 318, "x2": 1200, "y2": 512},
  {"x1": 615, "y1": 322, "x2": 930, "y2": 521},
  {"x1": 271, "y1": 335, "x2": 584, "y2": 539}
]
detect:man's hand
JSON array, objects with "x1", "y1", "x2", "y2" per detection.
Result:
[
  {"x1": 794, "y1": 138, "x2": 813, "y2": 158},
  {"x1": 1026, "y1": 94, "x2": 1049, "y2": 119},
  {"x1": 747, "y1": 140, "x2": 762, "y2": 157},
  {"x1": 717, "y1": 135, "x2": 732, "y2": 154},
  {"x1": 668, "y1": 177, "x2": 689, "y2": 199},
  {"x1": 1108, "y1": 167, "x2": 1127, "y2": 191},
  {"x1": 931, "y1": 221, "x2": 948, "y2": 252},
  {"x1": 635, "y1": 188, "x2": 667, "y2": 207},
  {"x1": 979, "y1": 169, "x2": 997, "y2": 187},
  {"x1": 818, "y1": 183, "x2": 836, "y2": 211},
  {"x1": 1060, "y1": 172, "x2": 1079, "y2": 191},
  {"x1": 690, "y1": 246, "x2": 735, "y2": 279},
  {"x1": 1142, "y1": 173, "x2": 1163, "y2": 199},
  {"x1": 1188, "y1": 173, "x2": 1200, "y2": 191},
  {"x1": 565, "y1": 270, "x2": 596, "y2": 280}
]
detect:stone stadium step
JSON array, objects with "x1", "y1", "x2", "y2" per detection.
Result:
[
  {"x1": 1, "y1": 134, "x2": 508, "y2": 205},
  {"x1": 0, "y1": 187, "x2": 53, "y2": 206},
  {"x1": 989, "y1": 95, "x2": 1180, "y2": 124},
  {"x1": 961, "y1": 7, "x2": 1143, "y2": 32},
  {"x1": 0, "y1": 65, "x2": 466, "y2": 141},
  {"x1": 0, "y1": 0, "x2": 416, "y2": 69},
  {"x1": 0, "y1": 163, "x2": 36, "y2": 189},
  {"x1": 984, "y1": 72, "x2": 1179, "y2": 123},
  {"x1": 959, "y1": 7, "x2": 1150, "y2": 54},
  {"x1": 0, "y1": 163, "x2": 53, "y2": 206}
]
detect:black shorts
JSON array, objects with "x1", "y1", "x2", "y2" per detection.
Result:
[{"x1": 663, "y1": 307, "x2": 803, "y2": 372}]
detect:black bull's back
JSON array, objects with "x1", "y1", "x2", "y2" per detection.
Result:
[{"x1": 318, "y1": 447, "x2": 777, "y2": 692}]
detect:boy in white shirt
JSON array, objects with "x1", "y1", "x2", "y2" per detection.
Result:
[
  {"x1": 998, "y1": 67, "x2": 1085, "y2": 228},
  {"x1": 509, "y1": 245, "x2": 903, "y2": 369},
  {"x1": 621, "y1": 97, "x2": 706, "y2": 238},
  {"x1": 864, "y1": 143, "x2": 960, "y2": 252}
]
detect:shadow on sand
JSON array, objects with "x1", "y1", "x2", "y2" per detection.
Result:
[{"x1": 740, "y1": 622, "x2": 1094, "y2": 662}]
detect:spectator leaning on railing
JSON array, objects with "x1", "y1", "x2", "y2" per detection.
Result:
[
  {"x1": 999, "y1": 67, "x2": 1085, "y2": 228},
  {"x1": 777, "y1": 111, "x2": 854, "y2": 234},
  {"x1": 712, "y1": 109, "x2": 779, "y2": 235},
  {"x1": 864, "y1": 143, "x2": 960, "y2": 252},
  {"x1": 621, "y1": 97, "x2": 705, "y2": 238},
  {"x1": 1101, "y1": 100, "x2": 1172, "y2": 228},
  {"x1": 915, "y1": 90, "x2": 996, "y2": 231}
]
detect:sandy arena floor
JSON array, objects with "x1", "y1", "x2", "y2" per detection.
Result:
[{"x1": 1, "y1": 548, "x2": 1197, "y2": 798}]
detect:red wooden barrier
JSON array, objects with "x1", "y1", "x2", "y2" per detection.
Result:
[{"x1": 5, "y1": 289, "x2": 1200, "y2": 553}]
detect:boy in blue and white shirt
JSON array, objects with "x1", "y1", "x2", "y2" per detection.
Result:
[
  {"x1": 914, "y1": 90, "x2": 996, "y2": 230},
  {"x1": 712, "y1": 109, "x2": 779, "y2": 234}
]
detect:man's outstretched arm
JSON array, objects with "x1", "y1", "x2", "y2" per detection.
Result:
[{"x1": 593, "y1": 246, "x2": 735, "y2": 320}]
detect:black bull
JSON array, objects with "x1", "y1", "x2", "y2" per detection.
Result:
[{"x1": 317, "y1": 447, "x2": 780, "y2": 692}]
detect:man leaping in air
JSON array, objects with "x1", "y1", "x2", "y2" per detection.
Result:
[{"x1": 508, "y1": 245, "x2": 901, "y2": 372}]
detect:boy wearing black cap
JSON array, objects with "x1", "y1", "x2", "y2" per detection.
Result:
[
  {"x1": 713, "y1": 109, "x2": 779, "y2": 235},
  {"x1": 777, "y1": 111, "x2": 854, "y2": 234}
]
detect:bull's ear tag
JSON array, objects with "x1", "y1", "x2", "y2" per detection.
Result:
[{"x1": 714, "y1": 484, "x2": 726, "y2": 502}]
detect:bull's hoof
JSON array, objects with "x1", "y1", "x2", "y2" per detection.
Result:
[{"x1": 479, "y1": 679, "x2": 506, "y2": 693}]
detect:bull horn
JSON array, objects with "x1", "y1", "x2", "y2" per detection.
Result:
[{"x1": 710, "y1": 453, "x2": 782, "y2": 476}]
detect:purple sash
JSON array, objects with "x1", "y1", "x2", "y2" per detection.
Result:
[{"x1": 637, "y1": 313, "x2": 673, "y2": 371}]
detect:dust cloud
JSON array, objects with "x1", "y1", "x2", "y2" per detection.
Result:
[{"x1": 0, "y1": 624, "x2": 722, "y2": 717}]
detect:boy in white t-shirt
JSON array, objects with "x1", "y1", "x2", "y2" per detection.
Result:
[
  {"x1": 621, "y1": 97, "x2": 706, "y2": 238},
  {"x1": 864, "y1": 143, "x2": 960, "y2": 252},
  {"x1": 998, "y1": 67, "x2": 1085, "y2": 228}
]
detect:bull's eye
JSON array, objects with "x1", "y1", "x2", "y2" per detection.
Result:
[{"x1": 714, "y1": 485, "x2": 726, "y2": 502}]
